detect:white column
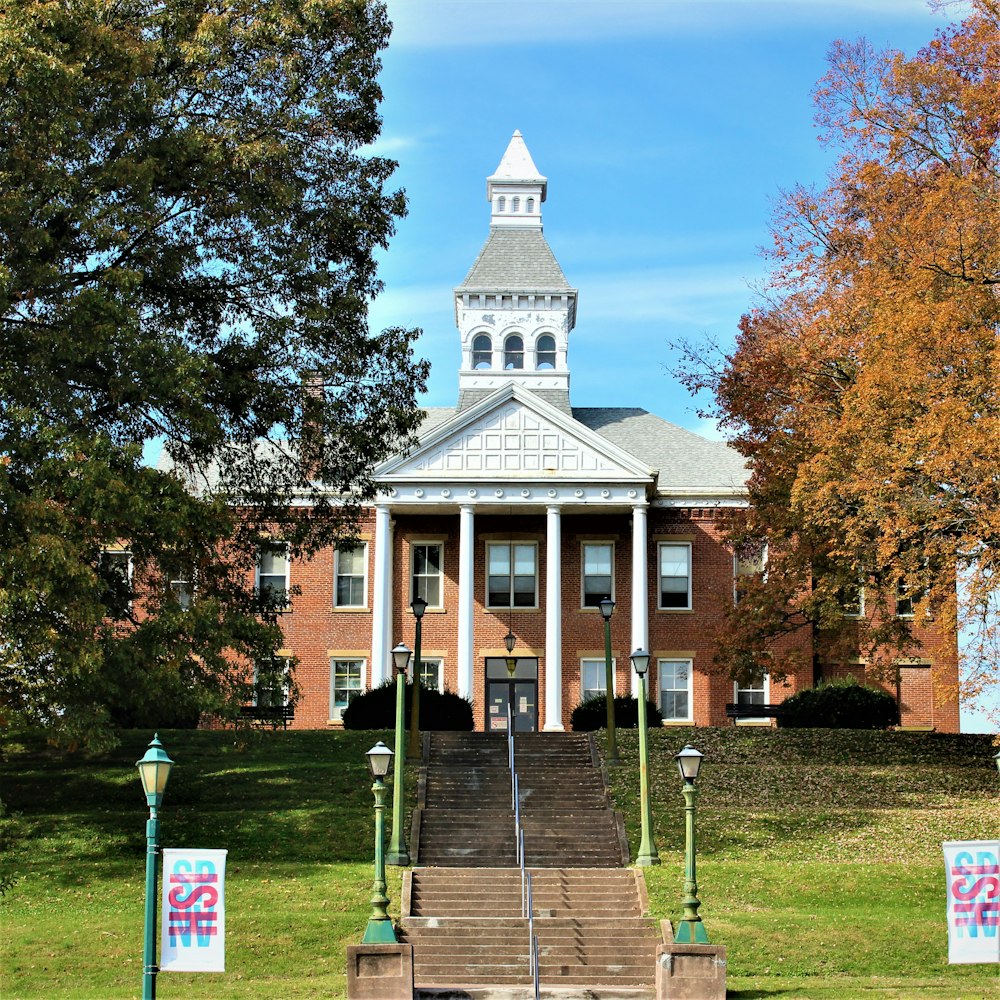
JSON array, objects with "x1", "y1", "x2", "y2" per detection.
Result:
[
  {"x1": 457, "y1": 504, "x2": 475, "y2": 700},
  {"x1": 544, "y1": 504, "x2": 564, "y2": 730},
  {"x1": 370, "y1": 503, "x2": 393, "y2": 686},
  {"x1": 631, "y1": 502, "x2": 649, "y2": 699}
]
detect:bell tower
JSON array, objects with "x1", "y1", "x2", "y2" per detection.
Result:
[{"x1": 454, "y1": 132, "x2": 578, "y2": 409}]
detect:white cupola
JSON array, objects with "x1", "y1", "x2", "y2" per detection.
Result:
[
  {"x1": 487, "y1": 130, "x2": 546, "y2": 230},
  {"x1": 454, "y1": 133, "x2": 578, "y2": 409}
]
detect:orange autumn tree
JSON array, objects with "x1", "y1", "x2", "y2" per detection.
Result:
[{"x1": 680, "y1": 0, "x2": 1000, "y2": 716}]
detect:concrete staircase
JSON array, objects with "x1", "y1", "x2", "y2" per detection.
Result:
[{"x1": 400, "y1": 732, "x2": 660, "y2": 998}]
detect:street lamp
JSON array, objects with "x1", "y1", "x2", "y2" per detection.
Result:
[
  {"x1": 136, "y1": 734, "x2": 174, "y2": 1000},
  {"x1": 673, "y1": 744, "x2": 709, "y2": 944},
  {"x1": 407, "y1": 596, "x2": 428, "y2": 760},
  {"x1": 386, "y1": 642, "x2": 411, "y2": 866},
  {"x1": 630, "y1": 649, "x2": 660, "y2": 867},
  {"x1": 362, "y1": 741, "x2": 398, "y2": 943},
  {"x1": 504, "y1": 630, "x2": 517, "y2": 731},
  {"x1": 599, "y1": 597, "x2": 619, "y2": 765}
]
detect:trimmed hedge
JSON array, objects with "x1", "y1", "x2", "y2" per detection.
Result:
[
  {"x1": 342, "y1": 680, "x2": 474, "y2": 731},
  {"x1": 570, "y1": 694, "x2": 663, "y2": 731},
  {"x1": 777, "y1": 677, "x2": 900, "y2": 730}
]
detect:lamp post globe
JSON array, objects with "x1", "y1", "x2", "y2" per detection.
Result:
[
  {"x1": 136, "y1": 735, "x2": 174, "y2": 1000},
  {"x1": 599, "y1": 597, "x2": 619, "y2": 765},
  {"x1": 674, "y1": 743, "x2": 709, "y2": 944},
  {"x1": 630, "y1": 649, "x2": 659, "y2": 867},
  {"x1": 362, "y1": 742, "x2": 398, "y2": 943},
  {"x1": 386, "y1": 644, "x2": 411, "y2": 866}
]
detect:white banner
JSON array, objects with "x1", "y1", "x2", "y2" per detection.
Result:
[
  {"x1": 942, "y1": 840, "x2": 999, "y2": 964},
  {"x1": 160, "y1": 848, "x2": 227, "y2": 973}
]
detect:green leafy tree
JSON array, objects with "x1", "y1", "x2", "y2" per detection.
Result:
[{"x1": 0, "y1": 0, "x2": 428, "y2": 748}]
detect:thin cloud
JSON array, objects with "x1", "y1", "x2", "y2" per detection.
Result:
[{"x1": 386, "y1": 0, "x2": 944, "y2": 49}]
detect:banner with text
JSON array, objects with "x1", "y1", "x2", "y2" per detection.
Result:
[
  {"x1": 160, "y1": 848, "x2": 227, "y2": 973},
  {"x1": 942, "y1": 840, "x2": 999, "y2": 964}
]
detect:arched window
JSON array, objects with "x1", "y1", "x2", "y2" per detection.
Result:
[
  {"x1": 497, "y1": 196, "x2": 506, "y2": 213},
  {"x1": 526, "y1": 197, "x2": 535, "y2": 213},
  {"x1": 536, "y1": 334, "x2": 556, "y2": 370},
  {"x1": 472, "y1": 334, "x2": 492, "y2": 369},
  {"x1": 511, "y1": 196, "x2": 520, "y2": 213},
  {"x1": 504, "y1": 335, "x2": 524, "y2": 370}
]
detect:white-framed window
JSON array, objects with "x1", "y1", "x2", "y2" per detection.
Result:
[
  {"x1": 497, "y1": 196, "x2": 506, "y2": 213},
  {"x1": 416, "y1": 657, "x2": 444, "y2": 693},
  {"x1": 658, "y1": 542, "x2": 692, "y2": 610},
  {"x1": 511, "y1": 196, "x2": 520, "y2": 213},
  {"x1": 581, "y1": 658, "x2": 614, "y2": 702},
  {"x1": 256, "y1": 542, "x2": 290, "y2": 609},
  {"x1": 734, "y1": 674, "x2": 768, "y2": 720},
  {"x1": 734, "y1": 544, "x2": 766, "y2": 604},
  {"x1": 411, "y1": 542, "x2": 443, "y2": 608},
  {"x1": 838, "y1": 583, "x2": 864, "y2": 617},
  {"x1": 334, "y1": 544, "x2": 367, "y2": 608},
  {"x1": 582, "y1": 542, "x2": 614, "y2": 608},
  {"x1": 526, "y1": 197, "x2": 535, "y2": 213},
  {"x1": 504, "y1": 334, "x2": 524, "y2": 370},
  {"x1": 169, "y1": 574, "x2": 194, "y2": 610},
  {"x1": 658, "y1": 659, "x2": 693, "y2": 722},
  {"x1": 896, "y1": 581, "x2": 924, "y2": 618},
  {"x1": 100, "y1": 549, "x2": 133, "y2": 616},
  {"x1": 536, "y1": 334, "x2": 556, "y2": 369},
  {"x1": 487, "y1": 542, "x2": 537, "y2": 608},
  {"x1": 472, "y1": 333, "x2": 492, "y2": 369},
  {"x1": 330, "y1": 658, "x2": 364, "y2": 721},
  {"x1": 254, "y1": 656, "x2": 291, "y2": 707}
]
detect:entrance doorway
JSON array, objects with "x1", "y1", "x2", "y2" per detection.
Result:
[{"x1": 485, "y1": 657, "x2": 538, "y2": 732}]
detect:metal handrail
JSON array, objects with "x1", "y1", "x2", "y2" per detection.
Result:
[
  {"x1": 526, "y1": 871, "x2": 537, "y2": 984},
  {"x1": 532, "y1": 933, "x2": 540, "y2": 999},
  {"x1": 514, "y1": 775, "x2": 521, "y2": 862}
]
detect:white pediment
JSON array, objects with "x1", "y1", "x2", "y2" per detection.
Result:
[{"x1": 377, "y1": 386, "x2": 651, "y2": 484}]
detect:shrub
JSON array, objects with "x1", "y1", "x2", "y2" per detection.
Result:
[
  {"x1": 570, "y1": 694, "x2": 663, "y2": 731},
  {"x1": 342, "y1": 680, "x2": 473, "y2": 731},
  {"x1": 777, "y1": 677, "x2": 899, "y2": 730}
]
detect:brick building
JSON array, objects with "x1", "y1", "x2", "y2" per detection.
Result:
[{"x1": 251, "y1": 132, "x2": 960, "y2": 734}]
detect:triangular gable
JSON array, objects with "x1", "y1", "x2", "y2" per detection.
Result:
[{"x1": 377, "y1": 385, "x2": 651, "y2": 483}]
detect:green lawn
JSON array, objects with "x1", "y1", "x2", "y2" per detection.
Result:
[{"x1": 1, "y1": 726, "x2": 997, "y2": 999}]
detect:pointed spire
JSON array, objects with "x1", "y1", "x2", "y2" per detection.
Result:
[{"x1": 487, "y1": 130, "x2": 546, "y2": 229}]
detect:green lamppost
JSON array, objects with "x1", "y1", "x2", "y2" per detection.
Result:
[
  {"x1": 599, "y1": 597, "x2": 619, "y2": 765},
  {"x1": 407, "y1": 596, "x2": 428, "y2": 760},
  {"x1": 362, "y1": 741, "x2": 398, "y2": 943},
  {"x1": 674, "y1": 743, "x2": 709, "y2": 943},
  {"x1": 135, "y1": 734, "x2": 175, "y2": 1000},
  {"x1": 630, "y1": 648, "x2": 660, "y2": 866},
  {"x1": 386, "y1": 642, "x2": 411, "y2": 866}
]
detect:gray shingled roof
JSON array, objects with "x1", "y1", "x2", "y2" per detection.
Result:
[
  {"x1": 411, "y1": 401, "x2": 748, "y2": 495},
  {"x1": 457, "y1": 229, "x2": 573, "y2": 292},
  {"x1": 572, "y1": 408, "x2": 748, "y2": 493}
]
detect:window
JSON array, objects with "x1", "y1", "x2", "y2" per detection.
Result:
[
  {"x1": 334, "y1": 544, "x2": 367, "y2": 608},
  {"x1": 100, "y1": 549, "x2": 133, "y2": 617},
  {"x1": 582, "y1": 543, "x2": 613, "y2": 608},
  {"x1": 257, "y1": 542, "x2": 290, "y2": 609},
  {"x1": 330, "y1": 658, "x2": 364, "y2": 721},
  {"x1": 511, "y1": 196, "x2": 520, "y2": 213},
  {"x1": 411, "y1": 542, "x2": 443, "y2": 607},
  {"x1": 504, "y1": 335, "x2": 524, "y2": 370},
  {"x1": 416, "y1": 657, "x2": 444, "y2": 693},
  {"x1": 487, "y1": 542, "x2": 537, "y2": 607},
  {"x1": 497, "y1": 195, "x2": 506, "y2": 213},
  {"x1": 658, "y1": 542, "x2": 691, "y2": 610},
  {"x1": 658, "y1": 659, "x2": 692, "y2": 721},
  {"x1": 169, "y1": 574, "x2": 194, "y2": 610},
  {"x1": 536, "y1": 334, "x2": 556, "y2": 370},
  {"x1": 838, "y1": 583, "x2": 864, "y2": 617},
  {"x1": 896, "y1": 581, "x2": 925, "y2": 618},
  {"x1": 526, "y1": 197, "x2": 535, "y2": 213},
  {"x1": 734, "y1": 544, "x2": 766, "y2": 604},
  {"x1": 472, "y1": 334, "x2": 492, "y2": 369},
  {"x1": 735, "y1": 675, "x2": 767, "y2": 714},
  {"x1": 581, "y1": 658, "x2": 613, "y2": 702},
  {"x1": 254, "y1": 656, "x2": 291, "y2": 707}
]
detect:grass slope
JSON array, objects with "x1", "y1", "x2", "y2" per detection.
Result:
[{"x1": 1, "y1": 726, "x2": 997, "y2": 999}]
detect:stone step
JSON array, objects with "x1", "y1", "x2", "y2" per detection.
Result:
[{"x1": 416, "y1": 988, "x2": 654, "y2": 1000}]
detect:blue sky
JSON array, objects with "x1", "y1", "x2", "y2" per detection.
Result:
[{"x1": 366, "y1": 1, "x2": 996, "y2": 733}]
